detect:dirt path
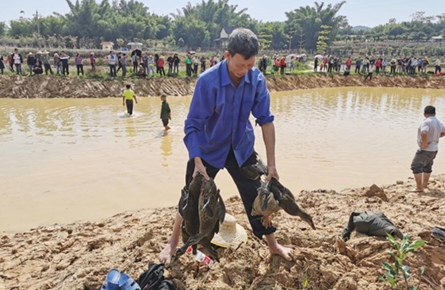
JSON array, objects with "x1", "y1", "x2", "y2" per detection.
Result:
[{"x1": 0, "y1": 74, "x2": 444, "y2": 98}]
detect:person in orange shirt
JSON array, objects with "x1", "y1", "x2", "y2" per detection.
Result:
[
  {"x1": 157, "y1": 56, "x2": 165, "y2": 77},
  {"x1": 280, "y1": 57, "x2": 286, "y2": 75}
]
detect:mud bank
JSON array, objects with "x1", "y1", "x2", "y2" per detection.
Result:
[
  {"x1": 1, "y1": 175, "x2": 444, "y2": 289},
  {"x1": 0, "y1": 74, "x2": 444, "y2": 98}
]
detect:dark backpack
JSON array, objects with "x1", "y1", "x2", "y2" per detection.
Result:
[{"x1": 137, "y1": 263, "x2": 175, "y2": 290}]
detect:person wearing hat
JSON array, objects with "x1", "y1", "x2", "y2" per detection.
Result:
[
  {"x1": 159, "y1": 28, "x2": 292, "y2": 266},
  {"x1": 27, "y1": 52, "x2": 36, "y2": 76},
  {"x1": 410, "y1": 106, "x2": 445, "y2": 192}
]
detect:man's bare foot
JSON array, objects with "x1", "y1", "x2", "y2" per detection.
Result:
[
  {"x1": 165, "y1": 126, "x2": 170, "y2": 131},
  {"x1": 269, "y1": 243, "x2": 293, "y2": 261},
  {"x1": 159, "y1": 243, "x2": 175, "y2": 266}
]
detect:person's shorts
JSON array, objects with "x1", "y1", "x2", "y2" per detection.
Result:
[
  {"x1": 411, "y1": 150, "x2": 438, "y2": 174},
  {"x1": 162, "y1": 119, "x2": 169, "y2": 126}
]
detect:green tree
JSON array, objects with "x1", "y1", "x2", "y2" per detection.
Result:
[
  {"x1": 316, "y1": 24, "x2": 331, "y2": 53},
  {"x1": 173, "y1": 16, "x2": 210, "y2": 48},
  {"x1": 0, "y1": 22, "x2": 6, "y2": 36},
  {"x1": 285, "y1": 1, "x2": 347, "y2": 51}
]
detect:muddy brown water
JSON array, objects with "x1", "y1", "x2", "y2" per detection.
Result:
[{"x1": 1, "y1": 87, "x2": 445, "y2": 232}]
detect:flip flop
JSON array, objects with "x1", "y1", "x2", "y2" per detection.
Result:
[
  {"x1": 101, "y1": 269, "x2": 121, "y2": 290},
  {"x1": 408, "y1": 188, "x2": 424, "y2": 193},
  {"x1": 119, "y1": 273, "x2": 141, "y2": 290}
]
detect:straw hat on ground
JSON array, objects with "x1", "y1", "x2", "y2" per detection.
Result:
[{"x1": 211, "y1": 213, "x2": 248, "y2": 248}]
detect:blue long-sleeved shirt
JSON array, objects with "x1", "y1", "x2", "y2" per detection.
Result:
[{"x1": 184, "y1": 60, "x2": 274, "y2": 169}]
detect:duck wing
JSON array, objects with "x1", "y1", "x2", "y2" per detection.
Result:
[
  {"x1": 240, "y1": 155, "x2": 268, "y2": 180},
  {"x1": 217, "y1": 189, "x2": 226, "y2": 224},
  {"x1": 178, "y1": 186, "x2": 189, "y2": 218}
]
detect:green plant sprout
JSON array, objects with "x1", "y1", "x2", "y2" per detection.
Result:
[{"x1": 379, "y1": 233, "x2": 425, "y2": 290}]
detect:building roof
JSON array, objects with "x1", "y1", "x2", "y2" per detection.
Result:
[
  {"x1": 223, "y1": 26, "x2": 236, "y2": 35},
  {"x1": 431, "y1": 36, "x2": 443, "y2": 40},
  {"x1": 101, "y1": 41, "x2": 114, "y2": 45}
]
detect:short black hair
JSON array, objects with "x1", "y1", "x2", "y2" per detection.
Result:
[
  {"x1": 126, "y1": 84, "x2": 131, "y2": 89},
  {"x1": 424, "y1": 105, "x2": 436, "y2": 115},
  {"x1": 161, "y1": 94, "x2": 167, "y2": 98},
  {"x1": 227, "y1": 28, "x2": 259, "y2": 60}
]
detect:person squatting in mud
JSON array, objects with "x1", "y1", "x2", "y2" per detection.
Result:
[{"x1": 158, "y1": 28, "x2": 293, "y2": 266}]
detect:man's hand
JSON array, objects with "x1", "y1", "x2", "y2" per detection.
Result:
[
  {"x1": 265, "y1": 165, "x2": 279, "y2": 182},
  {"x1": 122, "y1": 102, "x2": 125, "y2": 106},
  {"x1": 193, "y1": 157, "x2": 210, "y2": 180}
]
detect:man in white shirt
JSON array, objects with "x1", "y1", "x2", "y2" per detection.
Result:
[
  {"x1": 192, "y1": 56, "x2": 198, "y2": 75},
  {"x1": 108, "y1": 51, "x2": 117, "y2": 77},
  {"x1": 12, "y1": 48, "x2": 23, "y2": 75},
  {"x1": 435, "y1": 58, "x2": 442, "y2": 75},
  {"x1": 410, "y1": 106, "x2": 445, "y2": 192}
]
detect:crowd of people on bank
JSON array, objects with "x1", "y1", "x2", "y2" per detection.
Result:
[
  {"x1": 0, "y1": 48, "x2": 443, "y2": 79},
  {"x1": 314, "y1": 55, "x2": 443, "y2": 76},
  {"x1": 0, "y1": 48, "x2": 228, "y2": 78}
]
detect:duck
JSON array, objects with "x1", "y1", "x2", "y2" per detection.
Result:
[
  {"x1": 252, "y1": 178, "x2": 316, "y2": 230},
  {"x1": 177, "y1": 173, "x2": 203, "y2": 258},
  {"x1": 174, "y1": 175, "x2": 226, "y2": 262}
]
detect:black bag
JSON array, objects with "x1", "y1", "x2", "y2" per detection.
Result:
[
  {"x1": 138, "y1": 263, "x2": 175, "y2": 290},
  {"x1": 342, "y1": 211, "x2": 403, "y2": 242}
]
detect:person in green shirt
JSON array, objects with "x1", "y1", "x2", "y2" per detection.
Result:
[
  {"x1": 185, "y1": 54, "x2": 192, "y2": 77},
  {"x1": 160, "y1": 94, "x2": 171, "y2": 130},
  {"x1": 122, "y1": 84, "x2": 138, "y2": 116}
]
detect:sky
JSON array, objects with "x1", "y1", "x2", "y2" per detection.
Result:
[{"x1": 0, "y1": 0, "x2": 443, "y2": 28}]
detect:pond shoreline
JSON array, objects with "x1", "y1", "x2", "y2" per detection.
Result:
[{"x1": 0, "y1": 73, "x2": 444, "y2": 98}]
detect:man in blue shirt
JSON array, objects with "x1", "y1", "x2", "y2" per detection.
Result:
[{"x1": 159, "y1": 28, "x2": 292, "y2": 265}]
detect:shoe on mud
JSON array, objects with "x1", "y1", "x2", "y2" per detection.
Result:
[{"x1": 431, "y1": 226, "x2": 445, "y2": 243}]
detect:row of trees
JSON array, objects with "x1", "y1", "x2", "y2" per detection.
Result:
[
  {"x1": 341, "y1": 12, "x2": 445, "y2": 42},
  {"x1": 0, "y1": 0, "x2": 444, "y2": 53},
  {"x1": 0, "y1": 0, "x2": 349, "y2": 51}
]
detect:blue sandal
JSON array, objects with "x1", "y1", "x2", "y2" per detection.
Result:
[
  {"x1": 101, "y1": 269, "x2": 121, "y2": 290},
  {"x1": 119, "y1": 272, "x2": 141, "y2": 290}
]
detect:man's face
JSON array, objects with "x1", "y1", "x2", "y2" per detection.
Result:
[
  {"x1": 225, "y1": 52, "x2": 255, "y2": 79},
  {"x1": 161, "y1": 97, "x2": 166, "y2": 102}
]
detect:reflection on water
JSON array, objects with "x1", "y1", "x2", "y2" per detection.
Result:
[
  {"x1": 1, "y1": 87, "x2": 445, "y2": 232},
  {"x1": 160, "y1": 131, "x2": 173, "y2": 167}
]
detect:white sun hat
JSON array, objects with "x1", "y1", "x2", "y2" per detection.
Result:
[{"x1": 211, "y1": 213, "x2": 248, "y2": 248}]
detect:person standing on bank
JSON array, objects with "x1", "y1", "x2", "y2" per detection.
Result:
[
  {"x1": 160, "y1": 94, "x2": 171, "y2": 131},
  {"x1": 410, "y1": 105, "x2": 445, "y2": 192},
  {"x1": 158, "y1": 28, "x2": 292, "y2": 266},
  {"x1": 122, "y1": 84, "x2": 138, "y2": 116}
]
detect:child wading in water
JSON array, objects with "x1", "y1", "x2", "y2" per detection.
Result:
[
  {"x1": 122, "y1": 84, "x2": 138, "y2": 115},
  {"x1": 160, "y1": 94, "x2": 171, "y2": 130}
]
